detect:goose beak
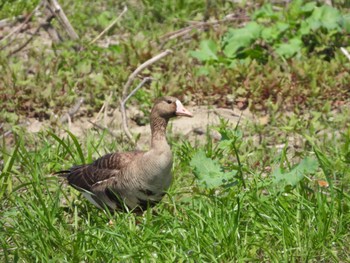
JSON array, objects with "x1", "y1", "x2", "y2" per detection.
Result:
[{"x1": 175, "y1": 100, "x2": 193, "y2": 117}]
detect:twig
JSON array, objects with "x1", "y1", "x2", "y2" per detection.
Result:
[
  {"x1": 59, "y1": 97, "x2": 85, "y2": 124},
  {"x1": 120, "y1": 77, "x2": 153, "y2": 144},
  {"x1": 90, "y1": 6, "x2": 128, "y2": 45},
  {"x1": 340, "y1": 47, "x2": 350, "y2": 62},
  {"x1": 0, "y1": 130, "x2": 12, "y2": 139},
  {"x1": 0, "y1": 16, "x2": 24, "y2": 29},
  {"x1": 41, "y1": 5, "x2": 62, "y2": 43},
  {"x1": 119, "y1": 50, "x2": 172, "y2": 144},
  {"x1": 45, "y1": 0, "x2": 79, "y2": 40},
  {"x1": 93, "y1": 92, "x2": 113, "y2": 124},
  {"x1": 0, "y1": 3, "x2": 42, "y2": 43},
  {"x1": 157, "y1": 14, "x2": 248, "y2": 45},
  {"x1": 122, "y1": 49, "x2": 172, "y2": 98},
  {"x1": 122, "y1": 77, "x2": 153, "y2": 105},
  {"x1": 8, "y1": 25, "x2": 42, "y2": 56}
]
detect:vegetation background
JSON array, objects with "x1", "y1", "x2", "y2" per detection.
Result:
[{"x1": 1, "y1": 0, "x2": 350, "y2": 261}]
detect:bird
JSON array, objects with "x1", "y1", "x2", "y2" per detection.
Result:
[{"x1": 56, "y1": 96, "x2": 193, "y2": 212}]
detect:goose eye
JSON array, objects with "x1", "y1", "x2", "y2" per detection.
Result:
[{"x1": 166, "y1": 100, "x2": 172, "y2": 104}]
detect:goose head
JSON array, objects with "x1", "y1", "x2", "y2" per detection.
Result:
[{"x1": 151, "y1": 96, "x2": 193, "y2": 120}]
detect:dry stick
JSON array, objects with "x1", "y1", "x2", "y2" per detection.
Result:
[
  {"x1": 122, "y1": 77, "x2": 153, "y2": 106},
  {"x1": 41, "y1": 5, "x2": 62, "y2": 43},
  {"x1": 340, "y1": 47, "x2": 350, "y2": 61},
  {"x1": 120, "y1": 77, "x2": 153, "y2": 144},
  {"x1": 93, "y1": 94, "x2": 109, "y2": 123},
  {"x1": 8, "y1": 7, "x2": 59, "y2": 56},
  {"x1": 0, "y1": 2, "x2": 42, "y2": 44},
  {"x1": 59, "y1": 97, "x2": 85, "y2": 124},
  {"x1": 45, "y1": 0, "x2": 79, "y2": 40},
  {"x1": 122, "y1": 49, "x2": 173, "y2": 98},
  {"x1": 0, "y1": 17, "x2": 15, "y2": 29},
  {"x1": 158, "y1": 15, "x2": 248, "y2": 44},
  {"x1": 90, "y1": 6, "x2": 128, "y2": 45},
  {"x1": 0, "y1": 130, "x2": 12, "y2": 139},
  {"x1": 119, "y1": 49, "x2": 172, "y2": 144},
  {"x1": 9, "y1": 25, "x2": 42, "y2": 56}
]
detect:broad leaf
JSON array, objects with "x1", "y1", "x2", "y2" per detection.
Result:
[
  {"x1": 223, "y1": 22, "x2": 262, "y2": 57},
  {"x1": 275, "y1": 38, "x2": 303, "y2": 58},
  {"x1": 252, "y1": 4, "x2": 281, "y2": 22},
  {"x1": 272, "y1": 157, "x2": 319, "y2": 191},
  {"x1": 261, "y1": 22, "x2": 289, "y2": 43},
  {"x1": 190, "y1": 40, "x2": 218, "y2": 62},
  {"x1": 190, "y1": 150, "x2": 236, "y2": 189},
  {"x1": 306, "y1": 5, "x2": 342, "y2": 31},
  {"x1": 301, "y1": 2, "x2": 317, "y2": 13}
]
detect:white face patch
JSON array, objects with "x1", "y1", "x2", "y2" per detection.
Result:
[{"x1": 175, "y1": 99, "x2": 183, "y2": 111}]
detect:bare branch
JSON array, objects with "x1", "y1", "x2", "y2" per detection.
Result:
[
  {"x1": 157, "y1": 14, "x2": 248, "y2": 45},
  {"x1": 122, "y1": 49, "x2": 173, "y2": 98},
  {"x1": 93, "y1": 92, "x2": 112, "y2": 123},
  {"x1": 60, "y1": 97, "x2": 85, "y2": 124},
  {"x1": 118, "y1": 50, "x2": 172, "y2": 144},
  {"x1": 0, "y1": 2, "x2": 42, "y2": 44},
  {"x1": 90, "y1": 6, "x2": 128, "y2": 45},
  {"x1": 8, "y1": 25, "x2": 42, "y2": 56},
  {"x1": 45, "y1": 0, "x2": 79, "y2": 40},
  {"x1": 120, "y1": 77, "x2": 153, "y2": 144}
]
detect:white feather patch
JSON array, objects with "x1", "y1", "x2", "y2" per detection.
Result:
[
  {"x1": 175, "y1": 99, "x2": 183, "y2": 110},
  {"x1": 82, "y1": 192, "x2": 103, "y2": 209}
]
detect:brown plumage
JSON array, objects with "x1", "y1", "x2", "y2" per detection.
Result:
[{"x1": 56, "y1": 96, "x2": 193, "y2": 212}]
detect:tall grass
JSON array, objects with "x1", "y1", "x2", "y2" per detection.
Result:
[{"x1": 1, "y1": 123, "x2": 349, "y2": 262}]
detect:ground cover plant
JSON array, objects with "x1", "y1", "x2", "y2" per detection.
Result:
[{"x1": 1, "y1": 0, "x2": 350, "y2": 261}]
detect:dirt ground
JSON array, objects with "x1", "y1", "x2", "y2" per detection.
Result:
[{"x1": 25, "y1": 104, "x2": 253, "y2": 148}]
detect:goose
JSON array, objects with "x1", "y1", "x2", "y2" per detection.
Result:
[{"x1": 56, "y1": 96, "x2": 193, "y2": 212}]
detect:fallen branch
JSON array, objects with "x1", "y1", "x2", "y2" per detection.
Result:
[
  {"x1": 90, "y1": 6, "x2": 128, "y2": 45},
  {"x1": 44, "y1": 0, "x2": 79, "y2": 40},
  {"x1": 0, "y1": 2, "x2": 42, "y2": 43},
  {"x1": 41, "y1": 5, "x2": 62, "y2": 43},
  {"x1": 8, "y1": 25, "x2": 42, "y2": 56},
  {"x1": 340, "y1": 47, "x2": 350, "y2": 62},
  {"x1": 157, "y1": 14, "x2": 248, "y2": 45},
  {"x1": 120, "y1": 77, "x2": 153, "y2": 144},
  {"x1": 59, "y1": 97, "x2": 85, "y2": 124}
]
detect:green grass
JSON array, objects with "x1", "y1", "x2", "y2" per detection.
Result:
[{"x1": 1, "y1": 115, "x2": 350, "y2": 261}]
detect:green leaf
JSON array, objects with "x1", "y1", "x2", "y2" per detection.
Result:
[
  {"x1": 272, "y1": 157, "x2": 319, "y2": 190},
  {"x1": 252, "y1": 4, "x2": 281, "y2": 22},
  {"x1": 261, "y1": 22, "x2": 289, "y2": 43},
  {"x1": 287, "y1": 0, "x2": 304, "y2": 20},
  {"x1": 190, "y1": 150, "x2": 236, "y2": 189},
  {"x1": 343, "y1": 14, "x2": 350, "y2": 33},
  {"x1": 275, "y1": 38, "x2": 303, "y2": 58},
  {"x1": 306, "y1": 5, "x2": 342, "y2": 31},
  {"x1": 108, "y1": 45, "x2": 122, "y2": 54},
  {"x1": 190, "y1": 40, "x2": 218, "y2": 62},
  {"x1": 223, "y1": 22, "x2": 262, "y2": 57},
  {"x1": 301, "y1": 2, "x2": 317, "y2": 13}
]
